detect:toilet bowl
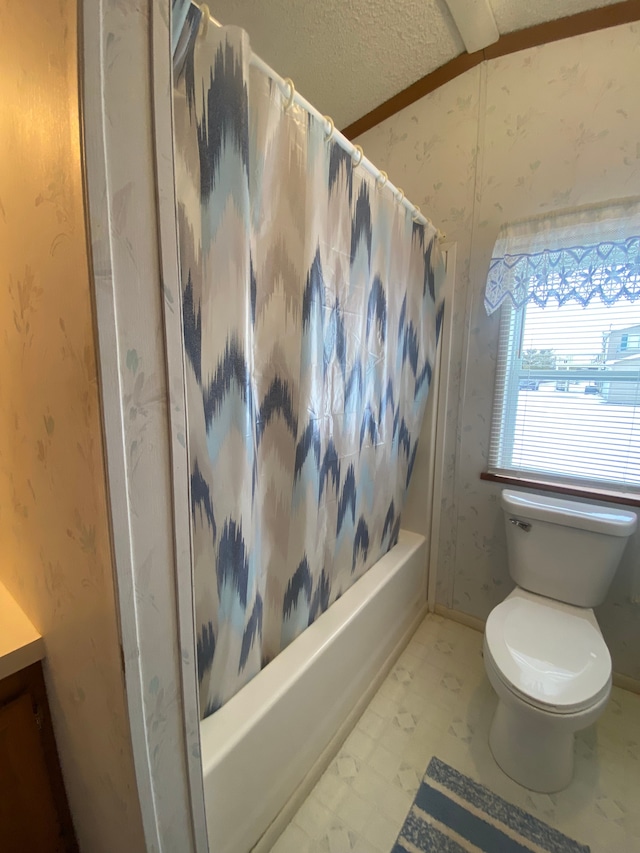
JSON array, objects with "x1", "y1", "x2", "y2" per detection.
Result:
[
  {"x1": 484, "y1": 588, "x2": 611, "y2": 792},
  {"x1": 484, "y1": 490, "x2": 636, "y2": 793}
]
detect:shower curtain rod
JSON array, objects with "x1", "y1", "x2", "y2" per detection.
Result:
[{"x1": 192, "y1": 2, "x2": 445, "y2": 241}]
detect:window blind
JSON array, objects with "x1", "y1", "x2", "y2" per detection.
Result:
[{"x1": 489, "y1": 295, "x2": 640, "y2": 492}]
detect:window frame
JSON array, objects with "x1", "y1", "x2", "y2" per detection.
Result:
[{"x1": 486, "y1": 298, "x2": 640, "y2": 502}]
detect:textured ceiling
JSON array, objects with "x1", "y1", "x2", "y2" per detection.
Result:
[{"x1": 210, "y1": 0, "x2": 623, "y2": 129}]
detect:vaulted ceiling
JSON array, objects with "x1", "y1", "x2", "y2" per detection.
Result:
[{"x1": 210, "y1": 0, "x2": 623, "y2": 129}]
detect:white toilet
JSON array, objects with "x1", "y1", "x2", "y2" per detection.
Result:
[{"x1": 484, "y1": 489, "x2": 637, "y2": 793}]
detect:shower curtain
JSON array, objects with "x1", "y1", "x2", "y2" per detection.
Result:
[{"x1": 173, "y1": 24, "x2": 445, "y2": 717}]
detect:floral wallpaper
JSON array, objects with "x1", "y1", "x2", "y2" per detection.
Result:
[
  {"x1": 0, "y1": 1, "x2": 146, "y2": 850},
  {"x1": 357, "y1": 22, "x2": 640, "y2": 680}
]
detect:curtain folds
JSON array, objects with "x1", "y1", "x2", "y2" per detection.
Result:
[
  {"x1": 173, "y1": 25, "x2": 444, "y2": 717},
  {"x1": 172, "y1": 0, "x2": 201, "y2": 78},
  {"x1": 485, "y1": 199, "x2": 640, "y2": 315}
]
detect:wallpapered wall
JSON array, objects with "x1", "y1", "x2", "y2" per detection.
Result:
[
  {"x1": 356, "y1": 22, "x2": 640, "y2": 680},
  {"x1": 0, "y1": 1, "x2": 146, "y2": 849}
]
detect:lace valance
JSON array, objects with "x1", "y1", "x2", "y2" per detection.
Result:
[{"x1": 485, "y1": 200, "x2": 640, "y2": 315}]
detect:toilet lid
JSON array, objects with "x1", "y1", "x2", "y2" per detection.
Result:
[{"x1": 485, "y1": 591, "x2": 612, "y2": 713}]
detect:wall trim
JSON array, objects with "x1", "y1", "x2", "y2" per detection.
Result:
[
  {"x1": 343, "y1": 1, "x2": 640, "y2": 139},
  {"x1": 427, "y1": 246, "x2": 457, "y2": 612},
  {"x1": 435, "y1": 605, "x2": 640, "y2": 695},
  {"x1": 80, "y1": 0, "x2": 204, "y2": 849},
  {"x1": 612, "y1": 671, "x2": 640, "y2": 695},
  {"x1": 149, "y1": 3, "x2": 210, "y2": 849},
  {"x1": 80, "y1": 3, "x2": 161, "y2": 847},
  {"x1": 434, "y1": 604, "x2": 486, "y2": 633}
]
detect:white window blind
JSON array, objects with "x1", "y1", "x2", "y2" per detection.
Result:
[
  {"x1": 486, "y1": 200, "x2": 640, "y2": 494},
  {"x1": 489, "y1": 296, "x2": 640, "y2": 491}
]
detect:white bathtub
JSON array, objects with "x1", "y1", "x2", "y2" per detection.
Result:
[{"x1": 199, "y1": 529, "x2": 428, "y2": 853}]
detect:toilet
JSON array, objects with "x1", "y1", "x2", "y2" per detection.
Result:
[{"x1": 484, "y1": 489, "x2": 637, "y2": 793}]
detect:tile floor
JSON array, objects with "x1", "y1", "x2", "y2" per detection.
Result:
[{"x1": 271, "y1": 613, "x2": 640, "y2": 853}]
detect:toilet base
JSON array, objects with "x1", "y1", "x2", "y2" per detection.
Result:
[
  {"x1": 489, "y1": 698, "x2": 575, "y2": 793},
  {"x1": 484, "y1": 631, "x2": 611, "y2": 794}
]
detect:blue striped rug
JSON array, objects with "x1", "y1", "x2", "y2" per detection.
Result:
[{"x1": 392, "y1": 757, "x2": 590, "y2": 853}]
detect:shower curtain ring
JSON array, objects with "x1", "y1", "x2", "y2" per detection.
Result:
[
  {"x1": 324, "y1": 115, "x2": 335, "y2": 142},
  {"x1": 199, "y1": 3, "x2": 210, "y2": 38},
  {"x1": 396, "y1": 187, "x2": 405, "y2": 204},
  {"x1": 412, "y1": 205, "x2": 422, "y2": 222},
  {"x1": 375, "y1": 170, "x2": 388, "y2": 191},
  {"x1": 351, "y1": 145, "x2": 364, "y2": 167},
  {"x1": 283, "y1": 78, "x2": 295, "y2": 111}
]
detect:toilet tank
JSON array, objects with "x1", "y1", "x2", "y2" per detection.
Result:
[{"x1": 501, "y1": 490, "x2": 637, "y2": 608}]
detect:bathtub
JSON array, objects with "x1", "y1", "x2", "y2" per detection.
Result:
[{"x1": 199, "y1": 529, "x2": 428, "y2": 853}]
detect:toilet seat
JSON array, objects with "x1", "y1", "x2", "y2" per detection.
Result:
[{"x1": 485, "y1": 589, "x2": 611, "y2": 714}]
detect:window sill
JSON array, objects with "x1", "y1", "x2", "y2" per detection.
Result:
[{"x1": 480, "y1": 471, "x2": 640, "y2": 508}]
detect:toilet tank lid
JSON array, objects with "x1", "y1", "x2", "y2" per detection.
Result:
[{"x1": 501, "y1": 489, "x2": 637, "y2": 536}]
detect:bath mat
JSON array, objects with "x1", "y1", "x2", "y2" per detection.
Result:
[{"x1": 391, "y1": 757, "x2": 590, "y2": 853}]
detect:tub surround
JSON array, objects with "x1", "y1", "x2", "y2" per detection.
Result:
[
  {"x1": 201, "y1": 531, "x2": 428, "y2": 853},
  {"x1": 0, "y1": 580, "x2": 44, "y2": 681}
]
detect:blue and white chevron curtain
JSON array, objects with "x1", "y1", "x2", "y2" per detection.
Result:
[{"x1": 173, "y1": 23, "x2": 445, "y2": 717}]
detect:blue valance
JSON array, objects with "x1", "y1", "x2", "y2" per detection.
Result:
[{"x1": 485, "y1": 200, "x2": 640, "y2": 315}]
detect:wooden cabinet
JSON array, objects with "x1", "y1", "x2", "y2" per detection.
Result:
[{"x1": 0, "y1": 664, "x2": 77, "y2": 852}]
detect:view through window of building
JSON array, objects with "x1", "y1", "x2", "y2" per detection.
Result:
[{"x1": 489, "y1": 294, "x2": 640, "y2": 490}]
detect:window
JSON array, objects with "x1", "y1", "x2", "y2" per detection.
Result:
[
  {"x1": 485, "y1": 201, "x2": 640, "y2": 494},
  {"x1": 620, "y1": 333, "x2": 640, "y2": 352}
]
